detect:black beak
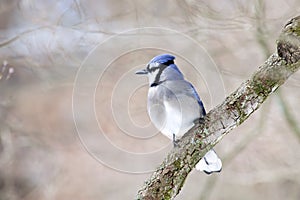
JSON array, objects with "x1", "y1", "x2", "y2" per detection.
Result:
[{"x1": 135, "y1": 69, "x2": 148, "y2": 75}]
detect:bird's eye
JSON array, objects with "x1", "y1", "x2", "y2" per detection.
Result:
[{"x1": 147, "y1": 63, "x2": 160, "y2": 72}]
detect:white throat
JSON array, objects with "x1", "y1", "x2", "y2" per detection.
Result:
[{"x1": 148, "y1": 69, "x2": 160, "y2": 86}]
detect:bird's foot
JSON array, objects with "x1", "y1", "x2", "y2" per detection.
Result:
[
  {"x1": 173, "y1": 133, "x2": 179, "y2": 148},
  {"x1": 193, "y1": 117, "x2": 205, "y2": 125},
  {"x1": 199, "y1": 117, "x2": 205, "y2": 124}
]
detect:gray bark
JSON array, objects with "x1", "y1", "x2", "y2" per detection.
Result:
[{"x1": 136, "y1": 16, "x2": 300, "y2": 200}]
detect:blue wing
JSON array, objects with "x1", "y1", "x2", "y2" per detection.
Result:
[{"x1": 188, "y1": 83, "x2": 206, "y2": 116}]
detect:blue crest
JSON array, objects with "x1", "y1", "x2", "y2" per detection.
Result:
[{"x1": 149, "y1": 54, "x2": 175, "y2": 64}]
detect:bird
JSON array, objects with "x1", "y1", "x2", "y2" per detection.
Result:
[{"x1": 135, "y1": 54, "x2": 222, "y2": 174}]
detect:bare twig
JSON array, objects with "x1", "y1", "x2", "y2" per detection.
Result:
[
  {"x1": 277, "y1": 89, "x2": 300, "y2": 141},
  {"x1": 136, "y1": 16, "x2": 300, "y2": 200}
]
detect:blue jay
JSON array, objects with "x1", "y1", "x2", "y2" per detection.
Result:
[{"x1": 136, "y1": 54, "x2": 222, "y2": 174}]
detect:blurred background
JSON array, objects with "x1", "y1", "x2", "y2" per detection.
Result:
[{"x1": 0, "y1": 0, "x2": 300, "y2": 199}]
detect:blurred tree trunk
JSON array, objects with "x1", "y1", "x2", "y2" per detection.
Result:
[{"x1": 136, "y1": 16, "x2": 300, "y2": 200}]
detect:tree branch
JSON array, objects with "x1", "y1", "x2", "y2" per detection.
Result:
[{"x1": 136, "y1": 16, "x2": 300, "y2": 200}]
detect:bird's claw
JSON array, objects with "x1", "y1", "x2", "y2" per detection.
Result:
[{"x1": 173, "y1": 133, "x2": 179, "y2": 148}]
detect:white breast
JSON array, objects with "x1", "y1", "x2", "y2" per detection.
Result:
[{"x1": 147, "y1": 86, "x2": 200, "y2": 140}]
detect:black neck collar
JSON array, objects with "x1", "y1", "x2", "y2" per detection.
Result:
[{"x1": 150, "y1": 81, "x2": 164, "y2": 87}]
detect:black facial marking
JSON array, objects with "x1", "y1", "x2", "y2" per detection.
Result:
[
  {"x1": 147, "y1": 65, "x2": 159, "y2": 73},
  {"x1": 147, "y1": 60, "x2": 174, "y2": 87},
  {"x1": 162, "y1": 60, "x2": 174, "y2": 66},
  {"x1": 146, "y1": 60, "x2": 174, "y2": 73},
  {"x1": 150, "y1": 83, "x2": 158, "y2": 87}
]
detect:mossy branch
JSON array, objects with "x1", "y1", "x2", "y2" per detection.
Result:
[{"x1": 136, "y1": 16, "x2": 300, "y2": 200}]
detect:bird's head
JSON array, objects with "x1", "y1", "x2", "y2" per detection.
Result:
[{"x1": 135, "y1": 54, "x2": 184, "y2": 87}]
